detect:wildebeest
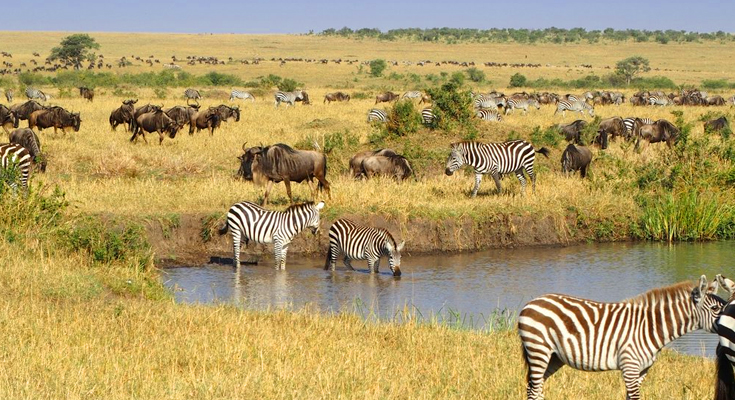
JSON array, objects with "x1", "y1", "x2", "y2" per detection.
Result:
[
  {"x1": 189, "y1": 107, "x2": 223, "y2": 135},
  {"x1": 324, "y1": 92, "x2": 350, "y2": 104},
  {"x1": 0, "y1": 104, "x2": 18, "y2": 133},
  {"x1": 29, "y1": 106, "x2": 81, "y2": 134},
  {"x1": 79, "y1": 86, "x2": 94, "y2": 102},
  {"x1": 561, "y1": 144, "x2": 592, "y2": 178},
  {"x1": 361, "y1": 154, "x2": 413, "y2": 181},
  {"x1": 635, "y1": 119, "x2": 679, "y2": 150},
  {"x1": 109, "y1": 99, "x2": 138, "y2": 131},
  {"x1": 559, "y1": 120, "x2": 586, "y2": 144},
  {"x1": 237, "y1": 143, "x2": 331, "y2": 205},
  {"x1": 212, "y1": 104, "x2": 240, "y2": 122},
  {"x1": 349, "y1": 149, "x2": 398, "y2": 178},
  {"x1": 134, "y1": 104, "x2": 163, "y2": 121},
  {"x1": 9, "y1": 100, "x2": 45, "y2": 127},
  {"x1": 706, "y1": 95, "x2": 726, "y2": 106},
  {"x1": 704, "y1": 116, "x2": 729, "y2": 133},
  {"x1": 598, "y1": 116, "x2": 628, "y2": 141},
  {"x1": 375, "y1": 91, "x2": 399, "y2": 104},
  {"x1": 130, "y1": 109, "x2": 180, "y2": 145},
  {"x1": 9, "y1": 128, "x2": 46, "y2": 172},
  {"x1": 164, "y1": 104, "x2": 199, "y2": 130}
]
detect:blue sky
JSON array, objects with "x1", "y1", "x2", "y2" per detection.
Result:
[{"x1": 3, "y1": 0, "x2": 733, "y2": 34}]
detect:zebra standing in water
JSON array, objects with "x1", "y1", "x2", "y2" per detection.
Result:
[
  {"x1": 444, "y1": 140, "x2": 549, "y2": 196},
  {"x1": 421, "y1": 107, "x2": 437, "y2": 125},
  {"x1": 4, "y1": 89, "x2": 12, "y2": 102},
  {"x1": 554, "y1": 100, "x2": 594, "y2": 117},
  {"x1": 518, "y1": 276, "x2": 724, "y2": 400},
  {"x1": 505, "y1": 98, "x2": 541, "y2": 115},
  {"x1": 715, "y1": 274, "x2": 735, "y2": 400},
  {"x1": 475, "y1": 109, "x2": 503, "y2": 122},
  {"x1": 230, "y1": 89, "x2": 255, "y2": 102},
  {"x1": 367, "y1": 108, "x2": 387, "y2": 123},
  {"x1": 25, "y1": 88, "x2": 47, "y2": 102},
  {"x1": 274, "y1": 90, "x2": 306, "y2": 107},
  {"x1": 218, "y1": 201, "x2": 325, "y2": 269},
  {"x1": 0, "y1": 143, "x2": 32, "y2": 192},
  {"x1": 324, "y1": 219, "x2": 404, "y2": 276}
]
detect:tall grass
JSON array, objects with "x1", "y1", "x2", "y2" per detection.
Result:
[{"x1": 639, "y1": 190, "x2": 735, "y2": 241}]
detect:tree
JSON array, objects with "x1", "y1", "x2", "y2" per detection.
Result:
[
  {"x1": 369, "y1": 59, "x2": 387, "y2": 77},
  {"x1": 509, "y1": 73, "x2": 527, "y2": 88},
  {"x1": 615, "y1": 56, "x2": 651, "y2": 85},
  {"x1": 49, "y1": 34, "x2": 100, "y2": 70}
]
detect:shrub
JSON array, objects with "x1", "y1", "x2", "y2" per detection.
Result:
[
  {"x1": 509, "y1": 73, "x2": 527, "y2": 88},
  {"x1": 369, "y1": 59, "x2": 387, "y2": 77},
  {"x1": 465, "y1": 67, "x2": 486, "y2": 83},
  {"x1": 426, "y1": 82, "x2": 477, "y2": 136},
  {"x1": 384, "y1": 100, "x2": 422, "y2": 137},
  {"x1": 530, "y1": 125, "x2": 561, "y2": 147}
]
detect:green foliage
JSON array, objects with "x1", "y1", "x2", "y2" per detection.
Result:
[
  {"x1": 153, "y1": 88, "x2": 167, "y2": 99},
  {"x1": 426, "y1": 82, "x2": 478, "y2": 137},
  {"x1": 369, "y1": 59, "x2": 388, "y2": 77},
  {"x1": 277, "y1": 78, "x2": 301, "y2": 92},
  {"x1": 615, "y1": 56, "x2": 651, "y2": 85},
  {"x1": 384, "y1": 100, "x2": 422, "y2": 137},
  {"x1": 450, "y1": 72, "x2": 465, "y2": 86},
  {"x1": 18, "y1": 72, "x2": 51, "y2": 87},
  {"x1": 638, "y1": 190, "x2": 735, "y2": 241},
  {"x1": 199, "y1": 71, "x2": 243, "y2": 86},
  {"x1": 48, "y1": 34, "x2": 100, "y2": 68},
  {"x1": 59, "y1": 217, "x2": 152, "y2": 269},
  {"x1": 530, "y1": 125, "x2": 561, "y2": 147},
  {"x1": 509, "y1": 73, "x2": 527, "y2": 88},
  {"x1": 702, "y1": 79, "x2": 735, "y2": 90}
]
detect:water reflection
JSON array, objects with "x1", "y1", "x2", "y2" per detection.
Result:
[{"x1": 162, "y1": 241, "x2": 735, "y2": 357}]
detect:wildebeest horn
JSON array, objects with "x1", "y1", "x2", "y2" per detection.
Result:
[{"x1": 242, "y1": 142, "x2": 248, "y2": 152}]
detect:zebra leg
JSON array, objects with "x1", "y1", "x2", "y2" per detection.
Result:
[
  {"x1": 523, "y1": 348, "x2": 555, "y2": 400},
  {"x1": 280, "y1": 244, "x2": 289, "y2": 270},
  {"x1": 231, "y1": 227, "x2": 241, "y2": 268},
  {"x1": 621, "y1": 363, "x2": 643, "y2": 400},
  {"x1": 343, "y1": 256, "x2": 354, "y2": 271},
  {"x1": 367, "y1": 258, "x2": 379, "y2": 274},
  {"x1": 273, "y1": 239, "x2": 283, "y2": 270},
  {"x1": 471, "y1": 173, "x2": 483, "y2": 197},
  {"x1": 516, "y1": 170, "x2": 528, "y2": 195},
  {"x1": 491, "y1": 172, "x2": 502, "y2": 195}
]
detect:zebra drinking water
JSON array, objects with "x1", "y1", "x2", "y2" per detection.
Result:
[
  {"x1": 218, "y1": 201, "x2": 325, "y2": 269},
  {"x1": 230, "y1": 90, "x2": 255, "y2": 102},
  {"x1": 274, "y1": 90, "x2": 307, "y2": 107},
  {"x1": 554, "y1": 100, "x2": 594, "y2": 117},
  {"x1": 444, "y1": 140, "x2": 549, "y2": 196},
  {"x1": 367, "y1": 108, "x2": 387, "y2": 123},
  {"x1": 324, "y1": 218, "x2": 405, "y2": 276},
  {"x1": 25, "y1": 88, "x2": 47, "y2": 102}
]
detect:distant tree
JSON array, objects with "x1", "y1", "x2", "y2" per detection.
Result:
[
  {"x1": 48, "y1": 34, "x2": 100, "y2": 70},
  {"x1": 369, "y1": 59, "x2": 387, "y2": 77},
  {"x1": 509, "y1": 73, "x2": 527, "y2": 88},
  {"x1": 615, "y1": 56, "x2": 651, "y2": 85}
]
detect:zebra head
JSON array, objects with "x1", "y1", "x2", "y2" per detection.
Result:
[
  {"x1": 305, "y1": 201, "x2": 325, "y2": 235},
  {"x1": 386, "y1": 240, "x2": 405, "y2": 277},
  {"x1": 445, "y1": 144, "x2": 465, "y2": 176},
  {"x1": 716, "y1": 274, "x2": 735, "y2": 300},
  {"x1": 691, "y1": 275, "x2": 727, "y2": 333}
]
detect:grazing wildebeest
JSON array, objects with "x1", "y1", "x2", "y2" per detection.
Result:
[
  {"x1": 706, "y1": 95, "x2": 726, "y2": 106},
  {"x1": 598, "y1": 116, "x2": 628, "y2": 141},
  {"x1": 375, "y1": 91, "x2": 400, "y2": 105},
  {"x1": 212, "y1": 104, "x2": 240, "y2": 122},
  {"x1": 361, "y1": 154, "x2": 413, "y2": 181},
  {"x1": 79, "y1": 86, "x2": 94, "y2": 102},
  {"x1": 0, "y1": 104, "x2": 18, "y2": 133},
  {"x1": 164, "y1": 104, "x2": 199, "y2": 130},
  {"x1": 704, "y1": 116, "x2": 729, "y2": 134},
  {"x1": 134, "y1": 104, "x2": 163, "y2": 121},
  {"x1": 559, "y1": 120, "x2": 586, "y2": 144},
  {"x1": 349, "y1": 149, "x2": 398, "y2": 179},
  {"x1": 237, "y1": 143, "x2": 331, "y2": 205},
  {"x1": 189, "y1": 107, "x2": 223, "y2": 135},
  {"x1": 635, "y1": 119, "x2": 679, "y2": 150},
  {"x1": 130, "y1": 109, "x2": 180, "y2": 145},
  {"x1": 9, "y1": 100, "x2": 45, "y2": 127},
  {"x1": 324, "y1": 92, "x2": 350, "y2": 104},
  {"x1": 9, "y1": 128, "x2": 46, "y2": 172},
  {"x1": 109, "y1": 99, "x2": 138, "y2": 131},
  {"x1": 29, "y1": 107, "x2": 81, "y2": 134},
  {"x1": 561, "y1": 144, "x2": 592, "y2": 178}
]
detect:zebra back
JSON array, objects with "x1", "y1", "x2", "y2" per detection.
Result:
[
  {"x1": 325, "y1": 218, "x2": 404, "y2": 276},
  {"x1": 476, "y1": 109, "x2": 502, "y2": 121},
  {"x1": 421, "y1": 108, "x2": 436, "y2": 125},
  {"x1": 230, "y1": 90, "x2": 254, "y2": 101},
  {"x1": 25, "y1": 88, "x2": 46, "y2": 101},
  {"x1": 0, "y1": 143, "x2": 32, "y2": 190},
  {"x1": 184, "y1": 88, "x2": 201, "y2": 100},
  {"x1": 367, "y1": 109, "x2": 387, "y2": 123}
]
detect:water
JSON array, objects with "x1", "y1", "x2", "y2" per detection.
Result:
[{"x1": 162, "y1": 241, "x2": 735, "y2": 357}]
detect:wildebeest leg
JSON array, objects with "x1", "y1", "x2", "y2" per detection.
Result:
[
  {"x1": 284, "y1": 179, "x2": 293, "y2": 203},
  {"x1": 158, "y1": 130, "x2": 165, "y2": 145},
  {"x1": 471, "y1": 173, "x2": 483, "y2": 197},
  {"x1": 491, "y1": 172, "x2": 502, "y2": 195},
  {"x1": 262, "y1": 180, "x2": 274, "y2": 205},
  {"x1": 305, "y1": 178, "x2": 316, "y2": 200},
  {"x1": 580, "y1": 166, "x2": 587, "y2": 178}
]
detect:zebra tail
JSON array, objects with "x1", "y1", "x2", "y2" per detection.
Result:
[
  {"x1": 535, "y1": 147, "x2": 551, "y2": 158},
  {"x1": 218, "y1": 222, "x2": 229, "y2": 236},
  {"x1": 715, "y1": 346, "x2": 735, "y2": 400}
]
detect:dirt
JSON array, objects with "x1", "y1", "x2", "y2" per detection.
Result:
[{"x1": 147, "y1": 211, "x2": 604, "y2": 267}]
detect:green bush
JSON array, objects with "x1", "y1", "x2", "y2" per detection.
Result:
[
  {"x1": 58, "y1": 217, "x2": 152, "y2": 269},
  {"x1": 426, "y1": 82, "x2": 477, "y2": 136},
  {"x1": 384, "y1": 100, "x2": 422, "y2": 137},
  {"x1": 509, "y1": 73, "x2": 527, "y2": 88},
  {"x1": 277, "y1": 78, "x2": 301, "y2": 92},
  {"x1": 465, "y1": 67, "x2": 486, "y2": 83},
  {"x1": 369, "y1": 59, "x2": 388, "y2": 77},
  {"x1": 530, "y1": 125, "x2": 561, "y2": 147}
]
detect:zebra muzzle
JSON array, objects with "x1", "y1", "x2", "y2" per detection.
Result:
[{"x1": 444, "y1": 168, "x2": 454, "y2": 176}]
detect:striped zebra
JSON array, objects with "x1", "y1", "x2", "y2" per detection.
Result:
[
  {"x1": 324, "y1": 218, "x2": 405, "y2": 276},
  {"x1": 518, "y1": 276, "x2": 724, "y2": 400},
  {"x1": 715, "y1": 274, "x2": 735, "y2": 400},
  {"x1": 554, "y1": 100, "x2": 594, "y2": 117},
  {"x1": 623, "y1": 117, "x2": 654, "y2": 138},
  {"x1": 475, "y1": 109, "x2": 503, "y2": 122},
  {"x1": 402, "y1": 90, "x2": 422, "y2": 100},
  {"x1": 648, "y1": 95, "x2": 671, "y2": 106},
  {"x1": 0, "y1": 143, "x2": 32, "y2": 193},
  {"x1": 229, "y1": 90, "x2": 255, "y2": 102},
  {"x1": 421, "y1": 107, "x2": 437, "y2": 125},
  {"x1": 367, "y1": 108, "x2": 387, "y2": 123},
  {"x1": 25, "y1": 88, "x2": 47, "y2": 102},
  {"x1": 505, "y1": 99, "x2": 540, "y2": 115},
  {"x1": 218, "y1": 201, "x2": 325, "y2": 269},
  {"x1": 473, "y1": 94, "x2": 505, "y2": 110},
  {"x1": 274, "y1": 90, "x2": 305, "y2": 107},
  {"x1": 184, "y1": 88, "x2": 201, "y2": 102},
  {"x1": 444, "y1": 140, "x2": 550, "y2": 196}
]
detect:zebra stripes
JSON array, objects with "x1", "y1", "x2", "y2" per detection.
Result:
[
  {"x1": 25, "y1": 88, "x2": 47, "y2": 102},
  {"x1": 518, "y1": 276, "x2": 724, "y2": 400},
  {"x1": 0, "y1": 143, "x2": 32, "y2": 192},
  {"x1": 184, "y1": 88, "x2": 201, "y2": 101},
  {"x1": 473, "y1": 94, "x2": 504, "y2": 110},
  {"x1": 230, "y1": 90, "x2": 255, "y2": 102},
  {"x1": 367, "y1": 108, "x2": 387, "y2": 123},
  {"x1": 421, "y1": 108, "x2": 436, "y2": 125},
  {"x1": 324, "y1": 218, "x2": 405, "y2": 276},
  {"x1": 648, "y1": 95, "x2": 671, "y2": 106},
  {"x1": 475, "y1": 109, "x2": 503, "y2": 122},
  {"x1": 505, "y1": 99, "x2": 540, "y2": 115},
  {"x1": 218, "y1": 201, "x2": 325, "y2": 269},
  {"x1": 402, "y1": 90, "x2": 422, "y2": 100},
  {"x1": 554, "y1": 100, "x2": 594, "y2": 117},
  {"x1": 715, "y1": 274, "x2": 735, "y2": 400},
  {"x1": 274, "y1": 90, "x2": 305, "y2": 107},
  {"x1": 4, "y1": 89, "x2": 12, "y2": 102},
  {"x1": 444, "y1": 140, "x2": 549, "y2": 196},
  {"x1": 623, "y1": 117, "x2": 654, "y2": 138}
]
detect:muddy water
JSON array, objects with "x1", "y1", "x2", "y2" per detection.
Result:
[{"x1": 162, "y1": 241, "x2": 735, "y2": 357}]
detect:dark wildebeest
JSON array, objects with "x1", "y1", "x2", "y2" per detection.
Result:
[
  {"x1": 9, "y1": 128, "x2": 46, "y2": 172},
  {"x1": 79, "y1": 86, "x2": 94, "y2": 102},
  {"x1": 349, "y1": 149, "x2": 398, "y2": 179},
  {"x1": 704, "y1": 116, "x2": 729, "y2": 134},
  {"x1": 375, "y1": 91, "x2": 400, "y2": 105},
  {"x1": 561, "y1": 144, "x2": 592, "y2": 178},
  {"x1": 130, "y1": 109, "x2": 180, "y2": 145},
  {"x1": 237, "y1": 143, "x2": 331, "y2": 205},
  {"x1": 598, "y1": 116, "x2": 628, "y2": 141},
  {"x1": 0, "y1": 104, "x2": 18, "y2": 133},
  {"x1": 706, "y1": 95, "x2": 726, "y2": 106},
  {"x1": 109, "y1": 99, "x2": 138, "y2": 131},
  {"x1": 559, "y1": 120, "x2": 587, "y2": 144},
  {"x1": 164, "y1": 104, "x2": 200, "y2": 130},
  {"x1": 635, "y1": 119, "x2": 679, "y2": 150},
  {"x1": 324, "y1": 92, "x2": 350, "y2": 104},
  {"x1": 361, "y1": 154, "x2": 413, "y2": 181},
  {"x1": 9, "y1": 100, "x2": 45, "y2": 127},
  {"x1": 29, "y1": 107, "x2": 81, "y2": 134},
  {"x1": 134, "y1": 104, "x2": 163, "y2": 121},
  {"x1": 212, "y1": 104, "x2": 240, "y2": 122},
  {"x1": 189, "y1": 107, "x2": 223, "y2": 135}
]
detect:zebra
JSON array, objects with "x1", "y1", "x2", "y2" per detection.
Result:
[
  {"x1": 367, "y1": 108, "x2": 387, "y2": 123},
  {"x1": 554, "y1": 100, "x2": 594, "y2": 117},
  {"x1": 623, "y1": 117, "x2": 654, "y2": 139},
  {"x1": 184, "y1": 88, "x2": 201, "y2": 103},
  {"x1": 648, "y1": 95, "x2": 671, "y2": 106},
  {"x1": 444, "y1": 140, "x2": 550, "y2": 196},
  {"x1": 218, "y1": 201, "x2": 325, "y2": 269},
  {"x1": 274, "y1": 90, "x2": 305, "y2": 107},
  {"x1": 230, "y1": 89, "x2": 255, "y2": 102},
  {"x1": 421, "y1": 107, "x2": 437, "y2": 125},
  {"x1": 4, "y1": 89, "x2": 12, "y2": 102},
  {"x1": 473, "y1": 94, "x2": 498, "y2": 110},
  {"x1": 715, "y1": 274, "x2": 735, "y2": 400},
  {"x1": 505, "y1": 98, "x2": 540, "y2": 115},
  {"x1": 518, "y1": 276, "x2": 724, "y2": 400},
  {"x1": 25, "y1": 88, "x2": 47, "y2": 102},
  {"x1": 0, "y1": 143, "x2": 32, "y2": 193},
  {"x1": 475, "y1": 109, "x2": 503, "y2": 122},
  {"x1": 324, "y1": 218, "x2": 405, "y2": 276},
  {"x1": 402, "y1": 90, "x2": 422, "y2": 100}
]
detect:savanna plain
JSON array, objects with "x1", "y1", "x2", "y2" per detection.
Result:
[{"x1": 0, "y1": 31, "x2": 733, "y2": 399}]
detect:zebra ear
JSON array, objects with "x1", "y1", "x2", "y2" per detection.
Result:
[
  {"x1": 315, "y1": 201, "x2": 325, "y2": 210},
  {"x1": 717, "y1": 274, "x2": 735, "y2": 296},
  {"x1": 396, "y1": 241, "x2": 405, "y2": 252}
]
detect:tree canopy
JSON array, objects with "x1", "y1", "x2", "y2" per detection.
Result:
[
  {"x1": 615, "y1": 56, "x2": 651, "y2": 85},
  {"x1": 49, "y1": 34, "x2": 100, "y2": 69}
]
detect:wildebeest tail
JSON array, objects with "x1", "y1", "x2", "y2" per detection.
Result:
[{"x1": 536, "y1": 147, "x2": 551, "y2": 158}]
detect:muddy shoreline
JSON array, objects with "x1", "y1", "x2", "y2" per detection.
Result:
[{"x1": 147, "y1": 212, "x2": 627, "y2": 267}]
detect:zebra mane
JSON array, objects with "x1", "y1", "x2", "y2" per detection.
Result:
[
  {"x1": 285, "y1": 201, "x2": 315, "y2": 212},
  {"x1": 622, "y1": 281, "x2": 694, "y2": 304}
]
